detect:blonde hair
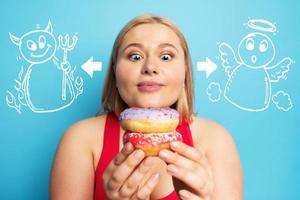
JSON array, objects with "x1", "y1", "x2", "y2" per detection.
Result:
[{"x1": 99, "y1": 14, "x2": 194, "y2": 122}]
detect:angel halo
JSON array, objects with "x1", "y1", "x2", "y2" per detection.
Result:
[{"x1": 247, "y1": 19, "x2": 277, "y2": 33}]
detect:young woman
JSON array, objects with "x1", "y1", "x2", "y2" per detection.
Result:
[{"x1": 50, "y1": 14, "x2": 243, "y2": 200}]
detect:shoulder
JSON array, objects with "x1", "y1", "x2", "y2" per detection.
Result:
[
  {"x1": 56, "y1": 114, "x2": 108, "y2": 168},
  {"x1": 66, "y1": 114, "x2": 107, "y2": 136},
  {"x1": 190, "y1": 115, "x2": 236, "y2": 154},
  {"x1": 50, "y1": 115, "x2": 108, "y2": 199},
  {"x1": 61, "y1": 115, "x2": 106, "y2": 146}
]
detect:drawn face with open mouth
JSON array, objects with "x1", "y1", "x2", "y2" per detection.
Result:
[{"x1": 238, "y1": 32, "x2": 275, "y2": 68}]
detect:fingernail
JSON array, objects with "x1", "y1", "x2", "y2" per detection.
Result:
[
  {"x1": 144, "y1": 157, "x2": 153, "y2": 166},
  {"x1": 179, "y1": 190, "x2": 190, "y2": 198},
  {"x1": 134, "y1": 149, "x2": 144, "y2": 160},
  {"x1": 150, "y1": 173, "x2": 160, "y2": 185},
  {"x1": 125, "y1": 142, "x2": 133, "y2": 151},
  {"x1": 171, "y1": 141, "x2": 180, "y2": 149},
  {"x1": 158, "y1": 150, "x2": 169, "y2": 159},
  {"x1": 167, "y1": 165, "x2": 178, "y2": 175}
]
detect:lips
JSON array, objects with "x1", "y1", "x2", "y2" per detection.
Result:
[
  {"x1": 137, "y1": 81, "x2": 164, "y2": 92},
  {"x1": 30, "y1": 44, "x2": 51, "y2": 58},
  {"x1": 251, "y1": 55, "x2": 257, "y2": 63}
]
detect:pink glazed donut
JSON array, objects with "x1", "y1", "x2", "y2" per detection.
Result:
[
  {"x1": 123, "y1": 131, "x2": 182, "y2": 156},
  {"x1": 119, "y1": 107, "x2": 182, "y2": 156}
]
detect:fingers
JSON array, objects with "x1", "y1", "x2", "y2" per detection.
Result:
[
  {"x1": 158, "y1": 142, "x2": 213, "y2": 196},
  {"x1": 103, "y1": 143, "x2": 162, "y2": 199},
  {"x1": 107, "y1": 149, "x2": 145, "y2": 191},
  {"x1": 179, "y1": 189, "x2": 203, "y2": 200},
  {"x1": 133, "y1": 173, "x2": 160, "y2": 200},
  {"x1": 159, "y1": 142, "x2": 210, "y2": 172},
  {"x1": 165, "y1": 164, "x2": 209, "y2": 194},
  {"x1": 170, "y1": 142, "x2": 205, "y2": 165},
  {"x1": 118, "y1": 157, "x2": 154, "y2": 198},
  {"x1": 158, "y1": 150, "x2": 201, "y2": 173},
  {"x1": 103, "y1": 143, "x2": 134, "y2": 180},
  {"x1": 114, "y1": 142, "x2": 135, "y2": 165}
]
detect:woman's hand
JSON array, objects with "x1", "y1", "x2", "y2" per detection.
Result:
[
  {"x1": 158, "y1": 141, "x2": 214, "y2": 200},
  {"x1": 103, "y1": 143, "x2": 160, "y2": 200}
]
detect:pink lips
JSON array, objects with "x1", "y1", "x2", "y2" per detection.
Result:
[{"x1": 137, "y1": 81, "x2": 164, "y2": 92}]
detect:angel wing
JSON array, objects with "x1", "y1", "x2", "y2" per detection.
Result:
[
  {"x1": 218, "y1": 42, "x2": 240, "y2": 77},
  {"x1": 266, "y1": 57, "x2": 292, "y2": 83}
]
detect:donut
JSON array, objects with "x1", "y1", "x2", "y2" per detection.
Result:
[
  {"x1": 119, "y1": 107, "x2": 179, "y2": 133},
  {"x1": 119, "y1": 107, "x2": 181, "y2": 156},
  {"x1": 123, "y1": 131, "x2": 182, "y2": 156}
]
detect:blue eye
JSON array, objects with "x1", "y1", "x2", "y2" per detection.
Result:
[
  {"x1": 161, "y1": 54, "x2": 172, "y2": 61},
  {"x1": 129, "y1": 53, "x2": 142, "y2": 61}
]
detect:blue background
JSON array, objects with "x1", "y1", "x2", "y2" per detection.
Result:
[{"x1": 0, "y1": 0, "x2": 299, "y2": 199}]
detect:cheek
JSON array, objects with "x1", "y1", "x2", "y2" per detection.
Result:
[
  {"x1": 115, "y1": 67, "x2": 129, "y2": 102},
  {"x1": 167, "y1": 62, "x2": 185, "y2": 86},
  {"x1": 115, "y1": 63, "x2": 137, "y2": 95},
  {"x1": 115, "y1": 62, "x2": 130, "y2": 85}
]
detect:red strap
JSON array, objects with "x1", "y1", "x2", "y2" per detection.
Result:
[
  {"x1": 157, "y1": 190, "x2": 179, "y2": 200},
  {"x1": 94, "y1": 112, "x2": 120, "y2": 199},
  {"x1": 176, "y1": 117, "x2": 194, "y2": 147}
]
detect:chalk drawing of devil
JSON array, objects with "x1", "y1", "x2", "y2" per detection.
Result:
[{"x1": 7, "y1": 20, "x2": 83, "y2": 114}]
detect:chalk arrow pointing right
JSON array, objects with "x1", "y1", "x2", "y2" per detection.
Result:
[{"x1": 197, "y1": 57, "x2": 217, "y2": 78}]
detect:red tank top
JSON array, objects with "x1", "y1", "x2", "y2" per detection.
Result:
[{"x1": 94, "y1": 111, "x2": 194, "y2": 199}]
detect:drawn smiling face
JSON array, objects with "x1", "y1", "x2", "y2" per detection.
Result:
[
  {"x1": 238, "y1": 32, "x2": 275, "y2": 68},
  {"x1": 18, "y1": 30, "x2": 56, "y2": 64},
  {"x1": 9, "y1": 20, "x2": 57, "y2": 64}
]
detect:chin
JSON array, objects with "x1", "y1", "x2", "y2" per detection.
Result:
[
  {"x1": 131, "y1": 100, "x2": 176, "y2": 108},
  {"x1": 125, "y1": 93, "x2": 179, "y2": 108}
]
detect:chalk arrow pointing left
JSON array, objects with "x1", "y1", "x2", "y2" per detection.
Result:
[
  {"x1": 81, "y1": 57, "x2": 102, "y2": 78},
  {"x1": 197, "y1": 57, "x2": 217, "y2": 78}
]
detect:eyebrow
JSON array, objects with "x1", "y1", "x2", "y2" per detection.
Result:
[
  {"x1": 121, "y1": 43, "x2": 144, "y2": 53},
  {"x1": 121, "y1": 42, "x2": 178, "y2": 53},
  {"x1": 158, "y1": 43, "x2": 178, "y2": 52}
]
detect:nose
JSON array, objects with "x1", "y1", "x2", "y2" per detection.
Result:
[{"x1": 141, "y1": 57, "x2": 159, "y2": 75}]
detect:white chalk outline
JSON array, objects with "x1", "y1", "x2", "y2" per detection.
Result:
[
  {"x1": 272, "y1": 90, "x2": 293, "y2": 112},
  {"x1": 7, "y1": 19, "x2": 83, "y2": 114},
  {"x1": 206, "y1": 82, "x2": 222, "y2": 102},
  {"x1": 218, "y1": 19, "x2": 293, "y2": 112},
  {"x1": 247, "y1": 19, "x2": 277, "y2": 33}
]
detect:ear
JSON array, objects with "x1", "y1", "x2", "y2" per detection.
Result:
[
  {"x1": 45, "y1": 19, "x2": 53, "y2": 33},
  {"x1": 9, "y1": 32, "x2": 20, "y2": 46}
]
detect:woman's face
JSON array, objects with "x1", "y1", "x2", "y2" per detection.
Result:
[{"x1": 115, "y1": 23, "x2": 186, "y2": 108}]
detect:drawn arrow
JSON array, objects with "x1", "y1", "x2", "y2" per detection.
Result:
[
  {"x1": 81, "y1": 57, "x2": 102, "y2": 78},
  {"x1": 197, "y1": 57, "x2": 217, "y2": 78}
]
